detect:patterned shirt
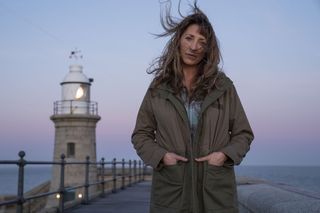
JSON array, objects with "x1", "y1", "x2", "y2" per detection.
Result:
[{"x1": 180, "y1": 89, "x2": 203, "y2": 140}]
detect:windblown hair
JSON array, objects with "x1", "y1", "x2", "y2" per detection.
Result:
[{"x1": 148, "y1": 1, "x2": 222, "y2": 100}]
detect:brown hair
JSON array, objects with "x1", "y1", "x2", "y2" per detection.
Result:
[{"x1": 148, "y1": 2, "x2": 222, "y2": 100}]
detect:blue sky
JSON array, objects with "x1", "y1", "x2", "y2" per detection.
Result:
[{"x1": 0, "y1": 0, "x2": 319, "y2": 165}]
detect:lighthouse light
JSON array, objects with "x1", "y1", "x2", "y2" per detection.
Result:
[{"x1": 75, "y1": 86, "x2": 84, "y2": 99}]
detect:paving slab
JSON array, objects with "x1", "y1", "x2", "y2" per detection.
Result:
[{"x1": 67, "y1": 181, "x2": 151, "y2": 213}]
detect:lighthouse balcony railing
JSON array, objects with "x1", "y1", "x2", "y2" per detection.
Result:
[{"x1": 53, "y1": 100, "x2": 98, "y2": 115}]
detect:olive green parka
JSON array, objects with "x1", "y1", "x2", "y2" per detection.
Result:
[{"x1": 132, "y1": 73, "x2": 254, "y2": 213}]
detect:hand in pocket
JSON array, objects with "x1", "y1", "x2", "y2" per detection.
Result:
[
  {"x1": 195, "y1": 151, "x2": 227, "y2": 166},
  {"x1": 162, "y1": 152, "x2": 188, "y2": 166}
]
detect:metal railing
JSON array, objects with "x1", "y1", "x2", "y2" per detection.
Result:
[
  {"x1": 0, "y1": 151, "x2": 148, "y2": 213},
  {"x1": 53, "y1": 100, "x2": 98, "y2": 115}
]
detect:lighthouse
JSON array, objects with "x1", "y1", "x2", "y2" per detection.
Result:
[{"x1": 46, "y1": 54, "x2": 101, "y2": 209}]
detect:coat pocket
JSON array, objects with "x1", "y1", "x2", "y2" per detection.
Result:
[
  {"x1": 203, "y1": 164, "x2": 237, "y2": 211},
  {"x1": 151, "y1": 163, "x2": 185, "y2": 209}
]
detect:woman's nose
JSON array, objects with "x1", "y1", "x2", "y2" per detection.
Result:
[{"x1": 190, "y1": 41, "x2": 201, "y2": 51}]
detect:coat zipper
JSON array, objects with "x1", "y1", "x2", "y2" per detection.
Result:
[
  {"x1": 168, "y1": 94, "x2": 198, "y2": 212},
  {"x1": 186, "y1": 100, "x2": 198, "y2": 213}
]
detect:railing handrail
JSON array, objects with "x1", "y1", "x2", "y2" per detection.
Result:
[
  {"x1": 53, "y1": 100, "x2": 99, "y2": 115},
  {"x1": 0, "y1": 151, "x2": 148, "y2": 213}
]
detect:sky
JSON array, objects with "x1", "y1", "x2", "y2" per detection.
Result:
[{"x1": 0, "y1": 0, "x2": 319, "y2": 166}]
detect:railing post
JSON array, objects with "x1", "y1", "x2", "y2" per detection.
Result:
[
  {"x1": 133, "y1": 160, "x2": 137, "y2": 184},
  {"x1": 121, "y1": 158, "x2": 125, "y2": 190},
  {"x1": 100, "y1": 157, "x2": 105, "y2": 197},
  {"x1": 112, "y1": 158, "x2": 117, "y2": 193},
  {"x1": 138, "y1": 160, "x2": 142, "y2": 182},
  {"x1": 143, "y1": 163, "x2": 146, "y2": 181},
  {"x1": 84, "y1": 156, "x2": 90, "y2": 204},
  {"x1": 58, "y1": 154, "x2": 66, "y2": 213},
  {"x1": 70, "y1": 100, "x2": 73, "y2": 114},
  {"x1": 16, "y1": 151, "x2": 26, "y2": 213},
  {"x1": 128, "y1": 160, "x2": 132, "y2": 187}
]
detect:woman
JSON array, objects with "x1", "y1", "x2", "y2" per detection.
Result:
[{"x1": 132, "y1": 3, "x2": 254, "y2": 213}]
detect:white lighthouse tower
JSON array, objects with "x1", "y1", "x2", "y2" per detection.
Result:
[{"x1": 46, "y1": 53, "x2": 100, "y2": 209}]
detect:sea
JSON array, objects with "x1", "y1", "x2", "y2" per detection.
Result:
[
  {"x1": 0, "y1": 165, "x2": 320, "y2": 195},
  {"x1": 0, "y1": 165, "x2": 52, "y2": 196}
]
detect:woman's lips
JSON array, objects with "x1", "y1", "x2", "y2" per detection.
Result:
[{"x1": 185, "y1": 53, "x2": 197, "y2": 59}]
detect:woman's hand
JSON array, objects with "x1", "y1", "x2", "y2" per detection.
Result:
[
  {"x1": 162, "y1": 152, "x2": 188, "y2": 166},
  {"x1": 195, "y1": 152, "x2": 227, "y2": 166}
]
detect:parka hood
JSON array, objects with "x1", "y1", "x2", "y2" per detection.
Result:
[
  {"x1": 147, "y1": 72, "x2": 234, "y2": 125},
  {"x1": 214, "y1": 72, "x2": 233, "y2": 91}
]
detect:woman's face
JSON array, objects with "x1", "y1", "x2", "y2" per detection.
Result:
[{"x1": 179, "y1": 24, "x2": 207, "y2": 67}]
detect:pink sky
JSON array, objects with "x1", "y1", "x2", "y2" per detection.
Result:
[{"x1": 0, "y1": 1, "x2": 319, "y2": 165}]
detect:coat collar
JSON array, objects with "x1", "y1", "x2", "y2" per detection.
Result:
[
  {"x1": 149, "y1": 72, "x2": 233, "y2": 123},
  {"x1": 150, "y1": 82, "x2": 188, "y2": 125},
  {"x1": 200, "y1": 73, "x2": 233, "y2": 114}
]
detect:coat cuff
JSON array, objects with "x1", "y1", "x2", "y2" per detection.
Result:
[
  {"x1": 220, "y1": 146, "x2": 238, "y2": 166},
  {"x1": 150, "y1": 148, "x2": 168, "y2": 170}
]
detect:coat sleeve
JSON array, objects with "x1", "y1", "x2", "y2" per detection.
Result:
[
  {"x1": 220, "y1": 85, "x2": 254, "y2": 165},
  {"x1": 131, "y1": 89, "x2": 167, "y2": 169}
]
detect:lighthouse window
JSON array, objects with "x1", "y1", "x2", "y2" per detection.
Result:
[{"x1": 67, "y1": 143, "x2": 75, "y2": 158}]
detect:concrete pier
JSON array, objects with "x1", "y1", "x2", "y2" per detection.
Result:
[
  {"x1": 67, "y1": 181, "x2": 150, "y2": 213},
  {"x1": 237, "y1": 177, "x2": 320, "y2": 213},
  {"x1": 66, "y1": 177, "x2": 320, "y2": 213}
]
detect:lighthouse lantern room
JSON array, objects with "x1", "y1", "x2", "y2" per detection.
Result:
[{"x1": 54, "y1": 64, "x2": 97, "y2": 115}]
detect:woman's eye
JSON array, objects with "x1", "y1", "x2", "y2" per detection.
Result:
[
  {"x1": 185, "y1": 36, "x2": 192, "y2": 41},
  {"x1": 200, "y1": 42, "x2": 207, "y2": 47}
]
